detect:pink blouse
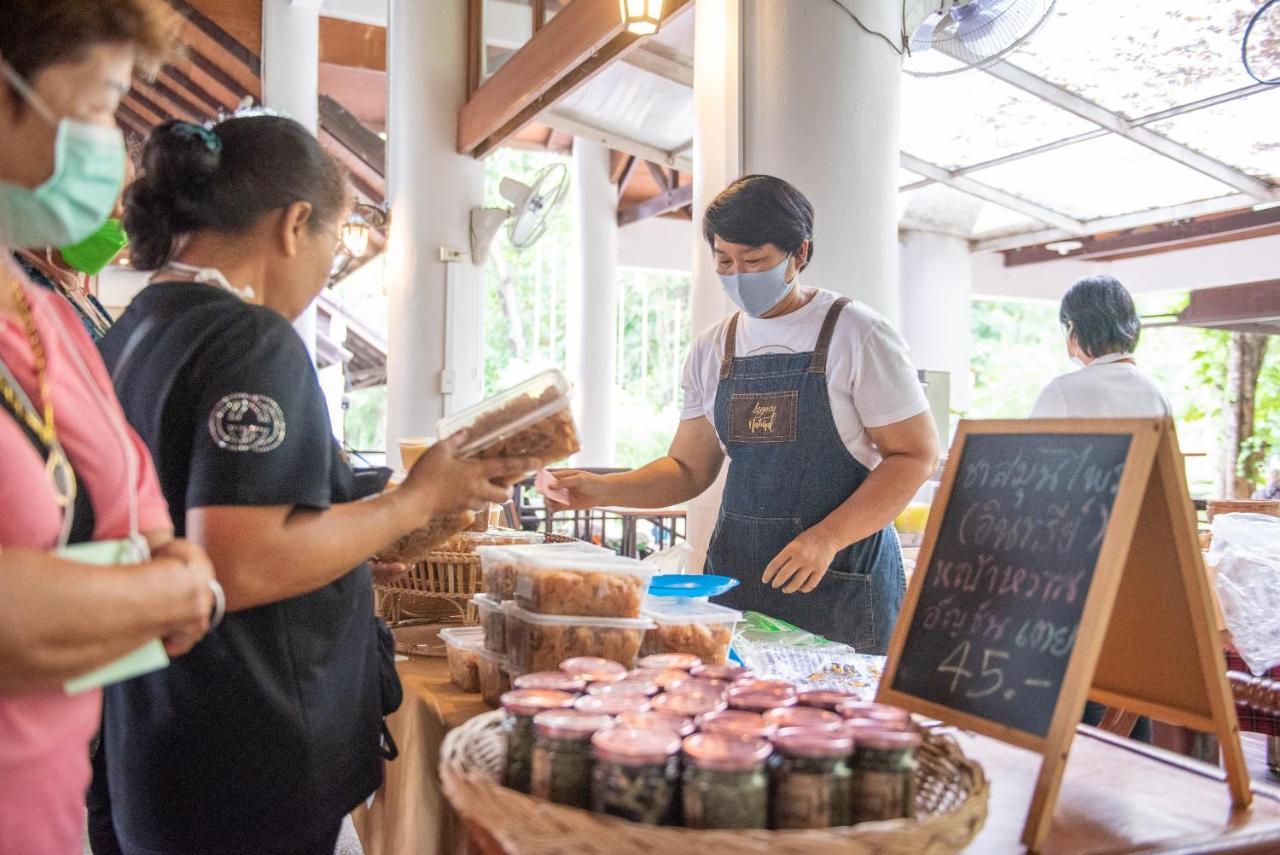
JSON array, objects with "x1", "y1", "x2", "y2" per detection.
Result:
[{"x1": 0, "y1": 275, "x2": 172, "y2": 855}]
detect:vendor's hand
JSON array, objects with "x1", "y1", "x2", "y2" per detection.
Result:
[
  {"x1": 401, "y1": 435, "x2": 541, "y2": 517},
  {"x1": 370, "y1": 562, "x2": 409, "y2": 584},
  {"x1": 150, "y1": 539, "x2": 216, "y2": 656},
  {"x1": 542, "y1": 469, "x2": 610, "y2": 512},
  {"x1": 762, "y1": 527, "x2": 843, "y2": 594}
]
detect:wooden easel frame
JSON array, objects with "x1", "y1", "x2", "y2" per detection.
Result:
[{"x1": 877, "y1": 419, "x2": 1250, "y2": 851}]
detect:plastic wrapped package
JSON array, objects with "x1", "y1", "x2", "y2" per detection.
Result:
[
  {"x1": 373, "y1": 509, "x2": 478, "y2": 565},
  {"x1": 504, "y1": 603, "x2": 654, "y2": 674},
  {"x1": 512, "y1": 552, "x2": 656, "y2": 618},
  {"x1": 638, "y1": 600, "x2": 742, "y2": 665},
  {"x1": 1211, "y1": 513, "x2": 1280, "y2": 675},
  {"x1": 473, "y1": 594, "x2": 506, "y2": 654},
  {"x1": 437, "y1": 369, "x2": 581, "y2": 464},
  {"x1": 478, "y1": 541, "x2": 615, "y2": 602},
  {"x1": 441, "y1": 626, "x2": 485, "y2": 692},
  {"x1": 447, "y1": 529, "x2": 545, "y2": 554},
  {"x1": 641, "y1": 541, "x2": 697, "y2": 575}
]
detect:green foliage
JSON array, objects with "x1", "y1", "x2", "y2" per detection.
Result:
[{"x1": 343, "y1": 385, "x2": 388, "y2": 452}]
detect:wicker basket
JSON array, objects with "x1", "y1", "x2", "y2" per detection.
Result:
[
  {"x1": 375, "y1": 531, "x2": 575, "y2": 627},
  {"x1": 440, "y1": 711, "x2": 988, "y2": 855}
]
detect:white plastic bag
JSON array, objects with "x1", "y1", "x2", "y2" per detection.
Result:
[
  {"x1": 1211, "y1": 513, "x2": 1280, "y2": 675},
  {"x1": 641, "y1": 541, "x2": 696, "y2": 574}
]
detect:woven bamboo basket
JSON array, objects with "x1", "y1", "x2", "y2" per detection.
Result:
[
  {"x1": 375, "y1": 531, "x2": 575, "y2": 627},
  {"x1": 441, "y1": 711, "x2": 988, "y2": 855}
]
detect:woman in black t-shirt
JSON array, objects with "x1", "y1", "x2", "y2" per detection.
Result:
[{"x1": 91, "y1": 116, "x2": 539, "y2": 855}]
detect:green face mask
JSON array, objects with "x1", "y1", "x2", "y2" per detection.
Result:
[{"x1": 60, "y1": 217, "x2": 127, "y2": 275}]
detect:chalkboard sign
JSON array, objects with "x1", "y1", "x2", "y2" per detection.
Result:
[{"x1": 889, "y1": 432, "x2": 1132, "y2": 738}]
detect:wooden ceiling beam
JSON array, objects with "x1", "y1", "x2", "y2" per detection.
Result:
[
  {"x1": 459, "y1": 0, "x2": 692, "y2": 158},
  {"x1": 319, "y1": 94, "x2": 386, "y2": 178},
  {"x1": 147, "y1": 75, "x2": 212, "y2": 121},
  {"x1": 319, "y1": 17, "x2": 387, "y2": 72},
  {"x1": 645, "y1": 160, "x2": 673, "y2": 191},
  {"x1": 617, "y1": 155, "x2": 639, "y2": 198},
  {"x1": 169, "y1": 0, "x2": 261, "y2": 76},
  {"x1": 618, "y1": 183, "x2": 694, "y2": 226}
]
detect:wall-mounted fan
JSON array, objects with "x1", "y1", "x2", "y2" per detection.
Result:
[
  {"x1": 470, "y1": 163, "x2": 571, "y2": 264},
  {"x1": 904, "y1": 0, "x2": 1056, "y2": 78},
  {"x1": 1243, "y1": 0, "x2": 1280, "y2": 85}
]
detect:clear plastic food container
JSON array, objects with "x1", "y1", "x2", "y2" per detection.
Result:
[
  {"x1": 504, "y1": 603, "x2": 654, "y2": 675},
  {"x1": 638, "y1": 599, "x2": 743, "y2": 665},
  {"x1": 473, "y1": 593, "x2": 506, "y2": 654},
  {"x1": 477, "y1": 646, "x2": 510, "y2": 708},
  {"x1": 440, "y1": 626, "x2": 485, "y2": 693},
  {"x1": 448, "y1": 528, "x2": 546, "y2": 554},
  {"x1": 512, "y1": 552, "x2": 656, "y2": 618},
  {"x1": 477, "y1": 541, "x2": 615, "y2": 602},
  {"x1": 437, "y1": 369, "x2": 580, "y2": 463}
]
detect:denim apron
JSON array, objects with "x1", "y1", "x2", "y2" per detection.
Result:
[{"x1": 705, "y1": 297, "x2": 905, "y2": 654}]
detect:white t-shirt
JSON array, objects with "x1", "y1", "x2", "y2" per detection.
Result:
[
  {"x1": 1030, "y1": 352, "x2": 1172, "y2": 419},
  {"x1": 681, "y1": 288, "x2": 929, "y2": 470}
]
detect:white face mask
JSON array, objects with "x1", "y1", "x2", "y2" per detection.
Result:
[{"x1": 718, "y1": 256, "x2": 794, "y2": 317}]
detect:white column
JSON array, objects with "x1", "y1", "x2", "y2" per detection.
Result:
[
  {"x1": 569, "y1": 138, "x2": 618, "y2": 467},
  {"x1": 686, "y1": 0, "x2": 905, "y2": 563},
  {"x1": 899, "y1": 230, "x2": 973, "y2": 413},
  {"x1": 261, "y1": 0, "x2": 321, "y2": 359},
  {"x1": 385, "y1": 0, "x2": 486, "y2": 458}
]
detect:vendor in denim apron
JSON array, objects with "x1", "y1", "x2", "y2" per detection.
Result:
[{"x1": 549, "y1": 175, "x2": 938, "y2": 652}]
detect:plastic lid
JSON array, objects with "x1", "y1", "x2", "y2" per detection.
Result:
[
  {"x1": 615, "y1": 710, "x2": 696, "y2": 738},
  {"x1": 763, "y1": 706, "x2": 844, "y2": 731},
  {"x1": 560, "y1": 657, "x2": 629, "y2": 683},
  {"x1": 690, "y1": 664, "x2": 753, "y2": 682},
  {"x1": 671, "y1": 677, "x2": 731, "y2": 697},
  {"x1": 532, "y1": 709, "x2": 614, "y2": 741},
  {"x1": 436, "y1": 369, "x2": 573, "y2": 457},
  {"x1": 682, "y1": 733, "x2": 773, "y2": 771},
  {"x1": 587, "y1": 678, "x2": 659, "y2": 698},
  {"x1": 439, "y1": 626, "x2": 485, "y2": 652},
  {"x1": 845, "y1": 723, "x2": 924, "y2": 750},
  {"x1": 471, "y1": 593, "x2": 501, "y2": 613},
  {"x1": 462, "y1": 529, "x2": 544, "y2": 546},
  {"x1": 640, "y1": 599, "x2": 743, "y2": 626},
  {"x1": 727, "y1": 686, "x2": 798, "y2": 713},
  {"x1": 797, "y1": 689, "x2": 858, "y2": 712},
  {"x1": 637, "y1": 653, "x2": 703, "y2": 671},
  {"x1": 842, "y1": 717, "x2": 917, "y2": 733},
  {"x1": 835, "y1": 701, "x2": 912, "y2": 723},
  {"x1": 773, "y1": 726, "x2": 855, "y2": 759},
  {"x1": 500, "y1": 689, "x2": 577, "y2": 718},
  {"x1": 475, "y1": 542, "x2": 614, "y2": 559},
  {"x1": 735, "y1": 679, "x2": 797, "y2": 694},
  {"x1": 574, "y1": 693, "x2": 652, "y2": 716},
  {"x1": 698, "y1": 710, "x2": 776, "y2": 739},
  {"x1": 651, "y1": 690, "x2": 726, "y2": 718},
  {"x1": 512, "y1": 671, "x2": 588, "y2": 693},
  {"x1": 504, "y1": 604, "x2": 656, "y2": 631},
  {"x1": 592, "y1": 726, "x2": 682, "y2": 765},
  {"x1": 647, "y1": 574, "x2": 741, "y2": 599}
]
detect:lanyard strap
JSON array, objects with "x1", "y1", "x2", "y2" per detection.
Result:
[{"x1": 0, "y1": 356, "x2": 95, "y2": 545}]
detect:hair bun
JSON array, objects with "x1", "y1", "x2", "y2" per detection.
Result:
[{"x1": 144, "y1": 120, "x2": 222, "y2": 189}]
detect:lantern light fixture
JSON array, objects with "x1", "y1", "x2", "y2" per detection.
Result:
[{"x1": 620, "y1": 0, "x2": 663, "y2": 35}]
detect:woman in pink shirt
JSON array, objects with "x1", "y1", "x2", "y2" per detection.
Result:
[{"x1": 0, "y1": 2, "x2": 217, "y2": 853}]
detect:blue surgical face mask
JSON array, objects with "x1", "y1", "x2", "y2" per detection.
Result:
[
  {"x1": 718, "y1": 256, "x2": 795, "y2": 317},
  {"x1": 0, "y1": 58, "x2": 126, "y2": 248}
]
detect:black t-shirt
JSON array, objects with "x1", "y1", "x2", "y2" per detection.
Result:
[{"x1": 97, "y1": 282, "x2": 382, "y2": 854}]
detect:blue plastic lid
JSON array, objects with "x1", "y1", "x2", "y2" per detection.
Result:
[{"x1": 648, "y1": 574, "x2": 740, "y2": 599}]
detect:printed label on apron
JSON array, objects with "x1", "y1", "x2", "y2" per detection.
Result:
[{"x1": 729, "y1": 391, "x2": 798, "y2": 444}]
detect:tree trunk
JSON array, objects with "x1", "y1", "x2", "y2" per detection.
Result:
[{"x1": 1219, "y1": 331, "x2": 1270, "y2": 498}]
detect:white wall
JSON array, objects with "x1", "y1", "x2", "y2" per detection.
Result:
[
  {"x1": 972, "y1": 234, "x2": 1280, "y2": 301},
  {"x1": 618, "y1": 217, "x2": 694, "y2": 274}
]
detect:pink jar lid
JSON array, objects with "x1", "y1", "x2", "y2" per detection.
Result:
[
  {"x1": 845, "y1": 723, "x2": 924, "y2": 750},
  {"x1": 690, "y1": 663, "x2": 753, "y2": 682},
  {"x1": 763, "y1": 706, "x2": 844, "y2": 731},
  {"x1": 500, "y1": 689, "x2": 578, "y2": 718},
  {"x1": 652, "y1": 669, "x2": 694, "y2": 690},
  {"x1": 773, "y1": 726, "x2": 855, "y2": 759},
  {"x1": 727, "y1": 686, "x2": 798, "y2": 713},
  {"x1": 835, "y1": 701, "x2": 911, "y2": 723},
  {"x1": 560, "y1": 657, "x2": 628, "y2": 683},
  {"x1": 698, "y1": 710, "x2": 776, "y2": 739},
  {"x1": 682, "y1": 732, "x2": 773, "y2": 772},
  {"x1": 513, "y1": 672, "x2": 588, "y2": 694},
  {"x1": 574, "y1": 692, "x2": 651, "y2": 716},
  {"x1": 670, "y1": 677, "x2": 731, "y2": 697},
  {"x1": 796, "y1": 689, "x2": 858, "y2": 711},
  {"x1": 592, "y1": 726, "x2": 682, "y2": 765},
  {"x1": 615, "y1": 710, "x2": 696, "y2": 738},
  {"x1": 587, "y1": 678, "x2": 659, "y2": 698},
  {"x1": 533, "y1": 709, "x2": 614, "y2": 741},
  {"x1": 735, "y1": 679, "x2": 797, "y2": 694},
  {"x1": 637, "y1": 653, "x2": 703, "y2": 672},
  {"x1": 842, "y1": 717, "x2": 917, "y2": 733},
  {"x1": 651, "y1": 690, "x2": 726, "y2": 718}
]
